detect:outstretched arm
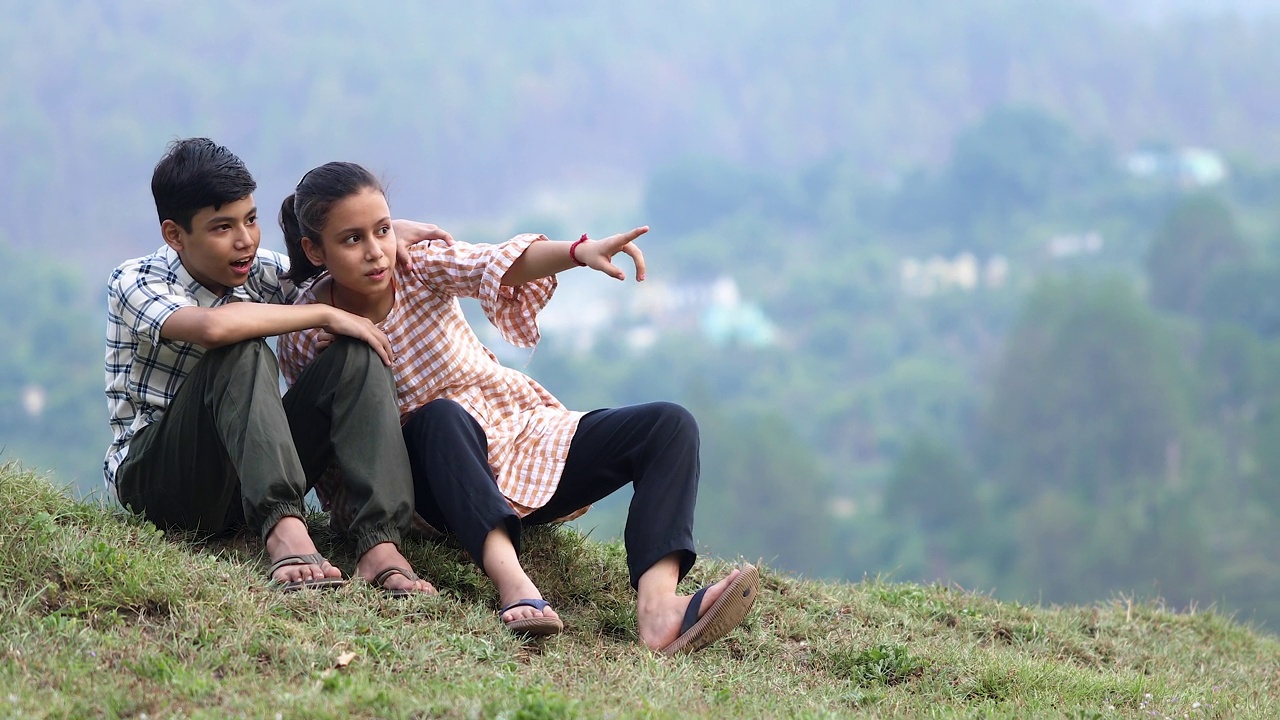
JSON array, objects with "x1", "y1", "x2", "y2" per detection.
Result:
[
  {"x1": 501, "y1": 226, "x2": 649, "y2": 286},
  {"x1": 160, "y1": 302, "x2": 395, "y2": 365}
]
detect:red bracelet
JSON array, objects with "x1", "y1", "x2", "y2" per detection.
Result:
[{"x1": 569, "y1": 233, "x2": 588, "y2": 266}]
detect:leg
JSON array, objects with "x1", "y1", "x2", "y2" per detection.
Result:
[
  {"x1": 523, "y1": 402, "x2": 700, "y2": 588},
  {"x1": 116, "y1": 339, "x2": 339, "y2": 584},
  {"x1": 526, "y1": 402, "x2": 752, "y2": 651},
  {"x1": 403, "y1": 399, "x2": 557, "y2": 628},
  {"x1": 283, "y1": 337, "x2": 432, "y2": 594}
]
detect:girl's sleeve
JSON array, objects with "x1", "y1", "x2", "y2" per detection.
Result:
[{"x1": 407, "y1": 234, "x2": 557, "y2": 348}]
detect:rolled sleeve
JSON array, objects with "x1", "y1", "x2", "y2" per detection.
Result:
[
  {"x1": 112, "y1": 272, "x2": 195, "y2": 346},
  {"x1": 408, "y1": 235, "x2": 556, "y2": 349}
]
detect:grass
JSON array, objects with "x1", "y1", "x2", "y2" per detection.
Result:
[{"x1": 1, "y1": 461, "x2": 1278, "y2": 719}]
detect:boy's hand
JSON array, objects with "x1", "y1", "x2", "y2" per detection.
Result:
[
  {"x1": 392, "y1": 219, "x2": 455, "y2": 269},
  {"x1": 323, "y1": 308, "x2": 395, "y2": 365},
  {"x1": 577, "y1": 226, "x2": 648, "y2": 282}
]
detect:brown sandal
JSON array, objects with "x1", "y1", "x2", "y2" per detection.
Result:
[
  {"x1": 660, "y1": 564, "x2": 759, "y2": 655},
  {"x1": 267, "y1": 553, "x2": 346, "y2": 593},
  {"x1": 371, "y1": 566, "x2": 432, "y2": 598}
]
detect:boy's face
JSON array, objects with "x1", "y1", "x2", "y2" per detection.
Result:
[{"x1": 161, "y1": 195, "x2": 260, "y2": 295}]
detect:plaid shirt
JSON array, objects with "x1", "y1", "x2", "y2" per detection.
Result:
[
  {"x1": 103, "y1": 245, "x2": 297, "y2": 497},
  {"x1": 278, "y1": 236, "x2": 586, "y2": 518}
]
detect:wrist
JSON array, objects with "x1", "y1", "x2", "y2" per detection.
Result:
[
  {"x1": 319, "y1": 304, "x2": 340, "y2": 328},
  {"x1": 568, "y1": 234, "x2": 589, "y2": 267}
]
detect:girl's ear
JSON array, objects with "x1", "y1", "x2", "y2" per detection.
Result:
[{"x1": 301, "y1": 236, "x2": 325, "y2": 267}]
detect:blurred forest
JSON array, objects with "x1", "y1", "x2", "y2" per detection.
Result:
[{"x1": 4, "y1": 1, "x2": 1280, "y2": 629}]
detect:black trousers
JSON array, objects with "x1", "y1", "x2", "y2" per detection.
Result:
[
  {"x1": 116, "y1": 338, "x2": 414, "y2": 556},
  {"x1": 403, "y1": 399, "x2": 699, "y2": 588}
]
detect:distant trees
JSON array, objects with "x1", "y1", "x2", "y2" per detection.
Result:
[
  {"x1": 882, "y1": 433, "x2": 989, "y2": 579},
  {"x1": 979, "y1": 275, "x2": 1190, "y2": 506},
  {"x1": 882, "y1": 106, "x2": 1117, "y2": 254},
  {"x1": 1199, "y1": 262, "x2": 1280, "y2": 338},
  {"x1": 0, "y1": 241, "x2": 108, "y2": 492},
  {"x1": 1144, "y1": 194, "x2": 1247, "y2": 315},
  {"x1": 569, "y1": 99, "x2": 1280, "y2": 629},
  {"x1": 643, "y1": 157, "x2": 799, "y2": 238},
  {"x1": 695, "y1": 403, "x2": 836, "y2": 577},
  {"x1": 942, "y1": 107, "x2": 1113, "y2": 233}
]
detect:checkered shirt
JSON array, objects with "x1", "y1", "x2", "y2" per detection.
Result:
[
  {"x1": 103, "y1": 245, "x2": 297, "y2": 497},
  {"x1": 277, "y1": 235, "x2": 586, "y2": 518}
]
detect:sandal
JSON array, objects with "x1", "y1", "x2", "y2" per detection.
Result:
[
  {"x1": 500, "y1": 598, "x2": 564, "y2": 637},
  {"x1": 267, "y1": 553, "x2": 346, "y2": 593},
  {"x1": 371, "y1": 566, "x2": 431, "y2": 598},
  {"x1": 660, "y1": 564, "x2": 759, "y2": 656}
]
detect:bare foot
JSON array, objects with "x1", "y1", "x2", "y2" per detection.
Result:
[
  {"x1": 637, "y1": 568, "x2": 742, "y2": 651},
  {"x1": 265, "y1": 516, "x2": 343, "y2": 584},
  {"x1": 355, "y1": 542, "x2": 436, "y2": 595},
  {"x1": 481, "y1": 527, "x2": 559, "y2": 627}
]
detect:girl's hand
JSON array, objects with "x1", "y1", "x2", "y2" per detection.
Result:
[
  {"x1": 392, "y1": 220, "x2": 455, "y2": 269},
  {"x1": 578, "y1": 226, "x2": 648, "y2": 281}
]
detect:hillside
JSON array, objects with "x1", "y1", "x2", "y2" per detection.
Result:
[{"x1": 1, "y1": 461, "x2": 1277, "y2": 719}]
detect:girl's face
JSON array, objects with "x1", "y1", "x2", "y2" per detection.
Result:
[{"x1": 303, "y1": 187, "x2": 396, "y2": 296}]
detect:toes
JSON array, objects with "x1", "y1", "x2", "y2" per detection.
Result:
[
  {"x1": 502, "y1": 604, "x2": 555, "y2": 622},
  {"x1": 383, "y1": 571, "x2": 434, "y2": 595},
  {"x1": 270, "y1": 551, "x2": 347, "y2": 585}
]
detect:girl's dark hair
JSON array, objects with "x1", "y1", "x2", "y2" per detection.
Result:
[{"x1": 280, "y1": 161, "x2": 383, "y2": 283}]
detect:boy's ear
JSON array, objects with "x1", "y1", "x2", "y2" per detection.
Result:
[
  {"x1": 160, "y1": 220, "x2": 185, "y2": 252},
  {"x1": 301, "y1": 236, "x2": 326, "y2": 267}
]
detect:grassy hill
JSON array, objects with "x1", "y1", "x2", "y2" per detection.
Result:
[{"x1": 1, "y1": 461, "x2": 1277, "y2": 719}]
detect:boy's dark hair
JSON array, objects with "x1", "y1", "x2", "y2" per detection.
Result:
[
  {"x1": 280, "y1": 162, "x2": 383, "y2": 284},
  {"x1": 151, "y1": 138, "x2": 257, "y2": 232}
]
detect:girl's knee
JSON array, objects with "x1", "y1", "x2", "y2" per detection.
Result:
[
  {"x1": 403, "y1": 399, "x2": 477, "y2": 439},
  {"x1": 419, "y1": 398, "x2": 471, "y2": 422},
  {"x1": 650, "y1": 401, "x2": 698, "y2": 439}
]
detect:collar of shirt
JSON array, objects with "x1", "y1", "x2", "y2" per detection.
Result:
[{"x1": 162, "y1": 245, "x2": 255, "y2": 306}]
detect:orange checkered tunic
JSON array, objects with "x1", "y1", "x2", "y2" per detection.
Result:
[{"x1": 277, "y1": 235, "x2": 587, "y2": 518}]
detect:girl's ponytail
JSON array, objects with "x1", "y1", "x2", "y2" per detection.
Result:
[{"x1": 280, "y1": 193, "x2": 323, "y2": 284}]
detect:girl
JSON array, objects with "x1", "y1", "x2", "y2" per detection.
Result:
[{"x1": 277, "y1": 162, "x2": 758, "y2": 654}]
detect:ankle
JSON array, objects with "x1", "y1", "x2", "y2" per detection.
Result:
[
  {"x1": 357, "y1": 541, "x2": 400, "y2": 565},
  {"x1": 265, "y1": 516, "x2": 311, "y2": 553}
]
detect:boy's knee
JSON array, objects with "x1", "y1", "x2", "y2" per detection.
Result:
[
  {"x1": 201, "y1": 338, "x2": 276, "y2": 378},
  {"x1": 204, "y1": 337, "x2": 271, "y2": 365}
]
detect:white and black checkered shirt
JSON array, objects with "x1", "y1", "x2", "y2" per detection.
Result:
[{"x1": 103, "y1": 245, "x2": 298, "y2": 497}]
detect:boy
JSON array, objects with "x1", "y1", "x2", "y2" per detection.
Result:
[{"x1": 104, "y1": 138, "x2": 437, "y2": 594}]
